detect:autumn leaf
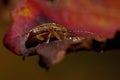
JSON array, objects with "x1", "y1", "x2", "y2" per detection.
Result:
[{"x1": 3, "y1": 0, "x2": 120, "y2": 69}]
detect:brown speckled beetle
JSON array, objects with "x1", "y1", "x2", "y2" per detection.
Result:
[
  {"x1": 25, "y1": 23, "x2": 71, "y2": 48},
  {"x1": 25, "y1": 23, "x2": 84, "y2": 48}
]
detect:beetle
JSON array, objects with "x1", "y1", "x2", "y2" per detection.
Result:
[
  {"x1": 25, "y1": 23, "x2": 84, "y2": 48},
  {"x1": 25, "y1": 23, "x2": 68, "y2": 48}
]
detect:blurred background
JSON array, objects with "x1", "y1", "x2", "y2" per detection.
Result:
[{"x1": 0, "y1": 0, "x2": 120, "y2": 80}]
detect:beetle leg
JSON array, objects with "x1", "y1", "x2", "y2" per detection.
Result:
[
  {"x1": 36, "y1": 32, "x2": 48, "y2": 41},
  {"x1": 46, "y1": 33, "x2": 51, "y2": 43},
  {"x1": 53, "y1": 31, "x2": 62, "y2": 40}
]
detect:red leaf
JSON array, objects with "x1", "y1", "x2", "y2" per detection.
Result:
[
  {"x1": 3, "y1": 0, "x2": 48, "y2": 54},
  {"x1": 3, "y1": 0, "x2": 120, "y2": 69},
  {"x1": 37, "y1": 0, "x2": 120, "y2": 41}
]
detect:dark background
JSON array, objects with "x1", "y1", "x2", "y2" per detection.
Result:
[{"x1": 0, "y1": 0, "x2": 120, "y2": 80}]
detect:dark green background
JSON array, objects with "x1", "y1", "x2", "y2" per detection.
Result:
[{"x1": 0, "y1": 2, "x2": 120, "y2": 80}]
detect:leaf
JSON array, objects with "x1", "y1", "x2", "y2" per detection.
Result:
[
  {"x1": 36, "y1": 40, "x2": 72, "y2": 70},
  {"x1": 3, "y1": 0, "x2": 120, "y2": 69},
  {"x1": 37, "y1": 0, "x2": 120, "y2": 41},
  {"x1": 3, "y1": 0, "x2": 50, "y2": 54}
]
